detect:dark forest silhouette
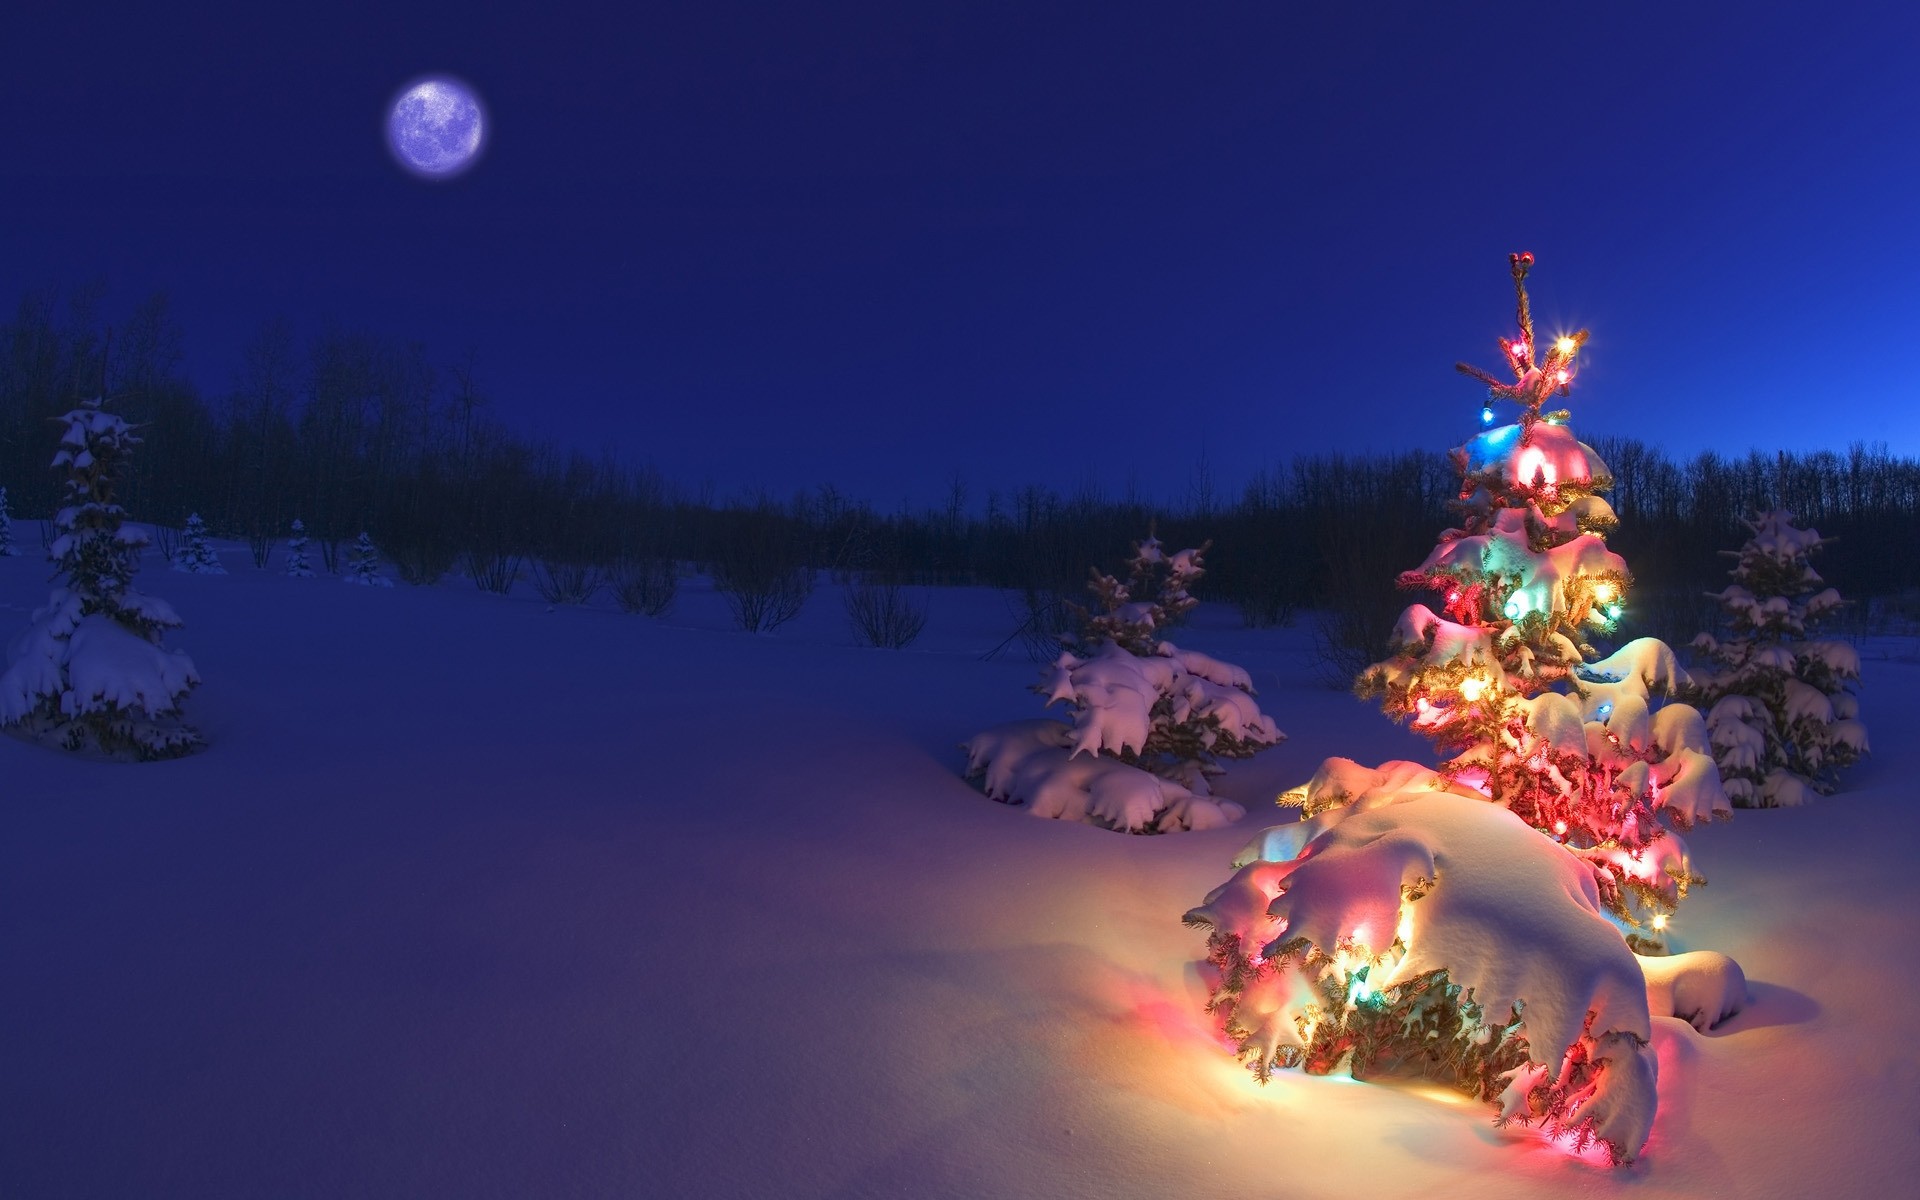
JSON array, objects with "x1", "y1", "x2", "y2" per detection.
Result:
[{"x1": 4, "y1": 284, "x2": 1917, "y2": 664}]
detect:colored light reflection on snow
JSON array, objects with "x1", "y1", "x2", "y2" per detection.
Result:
[{"x1": 1515, "y1": 445, "x2": 1556, "y2": 487}]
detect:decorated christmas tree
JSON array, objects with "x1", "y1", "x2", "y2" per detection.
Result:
[
  {"x1": 1354, "y1": 252, "x2": 1728, "y2": 948},
  {"x1": 0, "y1": 399, "x2": 202, "y2": 758},
  {"x1": 284, "y1": 518, "x2": 314, "y2": 577},
  {"x1": 964, "y1": 533, "x2": 1284, "y2": 832},
  {"x1": 172, "y1": 512, "x2": 227, "y2": 574},
  {"x1": 1693, "y1": 510, "x2": 1868, "y2": 806},
  {"x1": 0, "y1": 486, "x2": 18, "y2": 556},
  {"x1": 1184, "y1": 256, "x2": 1748, "y2": 1167},
  {"x1": 343, "y1": 531, "x2": 392, "y2": 587}
]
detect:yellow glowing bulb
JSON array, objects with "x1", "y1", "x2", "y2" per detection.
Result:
[
  {"x1": 1555, "y1": 336, "x2": 1576, "y2": 355},
  {"x1": 1650, "y1": 914, "x2": 1668, "y2": 931},
  {"x1": 1459, "y1": 676, "x2": 1486, "y2": 702},
  {"x1": 1592, "y1": 582, "x2": 1614, "y2": 602}
]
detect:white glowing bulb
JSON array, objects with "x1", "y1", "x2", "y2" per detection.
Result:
[
  {"x1": 1553, "y1": 368, "x2": 1570, "y2": 385},
  {"x1": 1459, "y1": 676, "x2": 1486, "y2": 702},
  {"x1": 1650, "y1": 913, "x2": 1669, "y2": 931},
  {"x1": 1555, "y1": 336, "x2": 1576, "y2": 355}
]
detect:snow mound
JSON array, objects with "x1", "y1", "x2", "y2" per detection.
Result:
[
  {"x1": 1186, "y1": 789, "x2": 1659, "y2": 1164},
  {"x1": 2, "y1": 601, "x2": 201, "y2": 757},
  {"x1": 962, "y1": 718, "x2": 1245, "y2": 833},
  {"x1": 1637, "y1": 950, "x2": 1748, "y2": 1033}
]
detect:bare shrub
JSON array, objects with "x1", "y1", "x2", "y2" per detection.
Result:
[
  {"x1": 152, "y1": 523, "x2": 180, "y2": 564},
  {"x1": 610, "y1": 558, "x2": 677, "y2": 616},
  {"x1": 711, "y1": 507, "x2": 813, "y2": 632},
  {"x1": 247, "y1": 532, "x2": 278, "y2": 569},
  {"x1": 385, "y1": 537, "x2": 458, "y2": 586},
  {"x1": 1310, "y1": 534, "x2": 1414, "y2": 687},
  {"x1": 465, "y1": 550, "x2": 520, "y2": 594},
  {"x1": 845, "y1": 577, "x2": 928, "y2": 648},
  {"x1": 533, "y1": 559, "x2": 601, "y2": 606}
]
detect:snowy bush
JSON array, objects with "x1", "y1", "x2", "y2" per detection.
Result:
[
  {"x1": 171, "y1": 512, "x2": 226, "y2": 574},
  {"x1": 285, "y1": 519, "x2": 314, "y2": 577},
  {"x1": 964, "y1": 534, "x2": 1283, "y2": 833},
  {"x1": 344, "y1": 532, "x2": 392, "y2": 587},
  {"x1": 1186, "y1": 789, "x2": 1663, "y2": 1165},
  {"x1": 1693, "y1": 510, "x2": 1869, "y2": 805},
  {"x1": 0, "y1": 399, "x2": 201, "y2": 759}
]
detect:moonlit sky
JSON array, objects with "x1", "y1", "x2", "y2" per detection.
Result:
[{"x1": 3, "y1": 2, "x2": 1916, "y2": 506}]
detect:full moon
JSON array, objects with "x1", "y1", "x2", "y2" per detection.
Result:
[{"x1": 386, "y1": 76, "x2": 486, "y2": 179}]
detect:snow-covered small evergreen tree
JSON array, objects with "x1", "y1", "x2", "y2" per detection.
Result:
[
  {"x1": 343, "y1": 531, "x2": 392, "y2": 587},
  {"x1": 0, "y1": 399, "x2": 201, "y2": 758},
  {"x1": 285, "y1": 518, "x2": 313, "y2": 578},
  {"x1": 1692, "y1": 510, "x2": 1868, "y2": 806},
  {"x1": 0, "y1": 486, "x2": 18, "y2": 556},
  {"x1": 171, "y1": 512, "x2": 226, "y2": 574},
  {"x1": 964, "y1": 533, "x2": 1284, "y2": 832}
]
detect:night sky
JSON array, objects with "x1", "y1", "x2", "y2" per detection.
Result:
[{"x1": 4, "y1": 2, "x2": 1916, "y2": 506}]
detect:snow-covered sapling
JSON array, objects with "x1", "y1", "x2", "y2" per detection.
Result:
[
  {"x1": 285, "y1": 518, "x2": 314, "y2": 578},
  {"x1": 964, "y1": 534, "x2": 1284, "y2": 832},
  {"x1": 0, "y1": 398, "x2": 201, "y2": 758},
  {"x1": 343, "y1": 531, "x2": 392, "y2": 587},
  {"x1": 0, "y1": 485, "x2": 19, "y2": 556},
  {"x1": 1693, "y1": 510, "x2": 1868, "y2": 806},
  {"x1": 1354, "y1": 253, "x2": 1727, "y2": 949},
  {"x1": 171, "y1": 512, "x2": 226, "y2": 574}
]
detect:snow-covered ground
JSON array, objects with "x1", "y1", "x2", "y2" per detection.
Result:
[{"x1": 3, "y1": 542, "x2": 1916, "y2": 1198}]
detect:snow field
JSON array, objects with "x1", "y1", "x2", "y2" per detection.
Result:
[{"x1": 3, "y1": 541, "x2": 1917, "y2": 1198}]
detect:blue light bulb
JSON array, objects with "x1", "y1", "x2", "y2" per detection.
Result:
[{"x1": 1481, "y1": 403, "x2": 1496, "y2": 425}]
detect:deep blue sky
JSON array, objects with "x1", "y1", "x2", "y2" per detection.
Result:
[{"x1": 4, "y1": 2, "x2": 1916, "y2": 506}]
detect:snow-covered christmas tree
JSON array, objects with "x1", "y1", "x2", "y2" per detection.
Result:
[
  {"x1": 964, "y1": 533, "x2": 1284, "y2": 832},
  {"x1": 171, "y1": 512, "x2": 227, "y2": 575},
  {"x1": 343, "y1": 531, "x2": 392, "y2": 587},
  {"x1": 285, "y1": 518, "x2": 313, "y2": 578},
  {"x1": 0, "y1": 398, "x2": 202, "y2": 758},
  {"x1": 1184, "y1": 256, "x2": 1747, "y2": 1167},
  {"x1": 0, "y1": 485, "x2": 18, "y2": 556},
  {"x1": 1693, "y1": 509, "x2": 1868, "y2": 806},
  {"x1": 1354, "y1": 252, "x2": 1728, "y2": 947}
]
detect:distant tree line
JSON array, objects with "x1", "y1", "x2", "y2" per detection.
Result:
[{"x1": 3, "y1": 282, "x2": 1916, "y2": 661}]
